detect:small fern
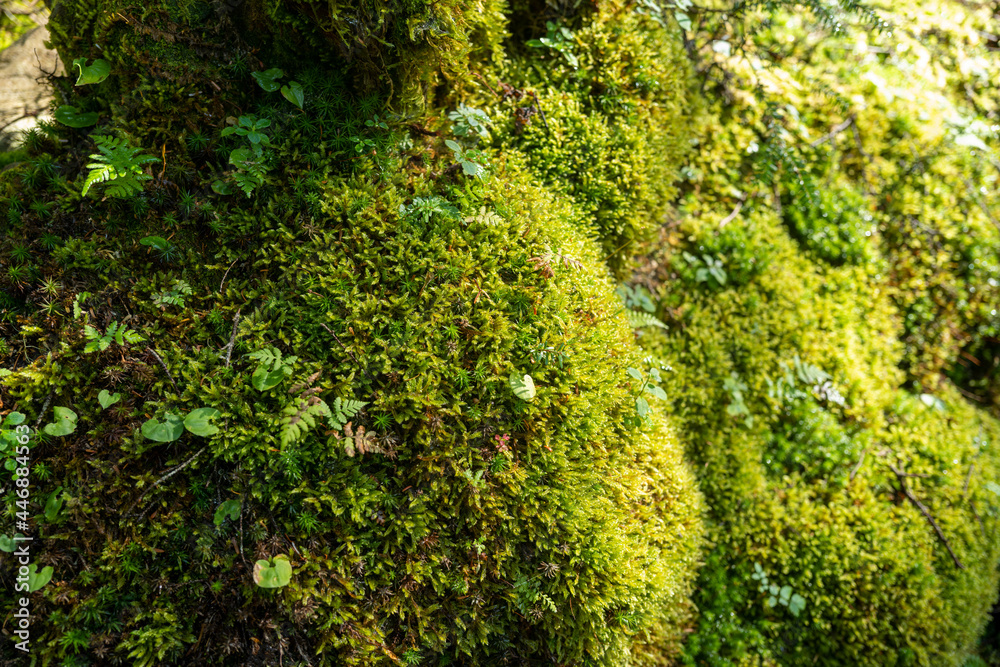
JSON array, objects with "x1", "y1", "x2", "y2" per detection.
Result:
[
  {"x1": 627, "y1": 310, "x2": 668, "y2": 330},
  {"x1": 280, "y1": 395, "x2": 330, "y2": 448},
  {"x1": 81, "y1": 135, "x2": 157, "y2": 198},
  {"x1": 328, "y1": 397, "x2": 367, "y2": 430},
  {"x1": 83, "y1": 321, "x2": 144, "y2": 353}
]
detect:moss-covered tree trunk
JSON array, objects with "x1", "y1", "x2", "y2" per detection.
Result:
[{"x1": 0, "y1": 0, "x2": 704, "y2": 664}]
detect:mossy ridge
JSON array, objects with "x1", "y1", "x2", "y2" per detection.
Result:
[
  {"x1": 0, "y1": 105, "x2": 703, "y2": 664},
  {"x1": 477, "y1": 2, "x2": 694, "y2": 277},
  {"x1": 629, "y1": 2, "x2": 1000, "y2": 660},
  {"x1": 640, "y1": 205, "x2": 1000, "y2": 666}
]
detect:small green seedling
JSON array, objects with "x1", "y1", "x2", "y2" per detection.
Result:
[
  {"x1": 72, "y1": 57, "x2": 110, "y2": 85},
  {"x1": 509, "y1": 373, "x2": 537, "y2": 401},
  {"x1": 253, "y1": 554, "x2": 292, "y2": 588},
  {"x1": 98, "y1": 390, "x2": 122, "y2": 409},
  {"x1": 281, "y1": 81, "x2": 305, "y2": 109},
  {"x1": 27, "y1": 563, "x2": 53, "y2": 592},
  {"x1": 251, "y1": 68, "x2": 283, "y2": 92},
  {"x1": 54, "y1": 105, "x2": 99, "y2": 128},
  {"x1": 627, "y1": 367, "x2": 667, "y2": 425},
  {"x1": 248, "y1": 347, "x2": 298, "y2": 391},
  {"x1": 213, "y1": 499, "x2": 241, "y2": 527},
  {"x1": 183, "y1": 408, "x2": 221, "y2": 437},
  {"x1": 141, "y1": 412, "x2": 184, "y2": 442},
  {"x1": 43, "y1": 407, "x2": 78, "y2": 437},
  {"x1": 0, "y1": 533, "x2": 25, "y2": 552}
]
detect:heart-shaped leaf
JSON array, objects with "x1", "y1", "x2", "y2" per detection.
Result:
[
  {"x1": 53, "y1": 105, "x2": 99, "y2": 128},
  {"x1": 213, "y1": 498, "x2": 241, "y2": 527},
  {"x1": 72, "y1": 57, "x2": 111, "y2": 85},
  {"x1": 184, "y1": 407, "x2": 221, "y2": 437},
  {"x1": 141, "y1": 413, "x2": 184, "y2": 442},
  {"x1": 43, "y1": 407, "x2": 77, "y2": 437},
  {"x1": 0, "y1": 533, "x2": 24, "y2": 553},
  {"x1": 253, "y1": 554, "x2": 292, "y2": 588},
  {"x1": 509, "y1": 373, "x2": 536, "y2": 401},
  {"x1": 27, "y1": 563, "x2": 53, "y2": 592},
  {"x1": 251, "y1": 68, "x2": 284, "y2": 92},
  {"x1": 43, "y1": 489, "x2": 64, "y2": 523},
  {"x1": 788, "y1": 593, "x2": 806, "y2": 617},
  {"x1": 98, "y1": 390, "x2": 121, "y2": 409},
  {"x1": 1, "y1": 411, "x2": 25, "y2": 428},
  {"x1": 280, "y1": 81, "x2": 304, "y2": 109}
]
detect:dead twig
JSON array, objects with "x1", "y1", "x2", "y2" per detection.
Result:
[
  {"x1": 718, "y1": 198, "x2": 744, "y2": 228},
  {"x1": 810, "y1": 115, "x2": 855, "y2": 147},
  {"x1": 886, "y1": 459, "x2": 964, "y2": 570},
  {"x1": 223, "y1": 309, "x2": 242, "y2": 368},
  {"x1": 849, "y1": 447, "x2": 867, "y2": 482},
  {"x1": 124, "y1": 446, "x2": 207, "y2": 518},
  {"x1": 146, "y1": 347, "x2": 180, "y2": 392}
]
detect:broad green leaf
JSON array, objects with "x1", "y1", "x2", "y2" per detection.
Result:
[
  {"x1": 184, "y1": 407, "x2": 221, "y2": 437},
  {"x1": 252, "y1": 366, "x2": 285, "y2": 391},
  {"x1": 0, "y1": 533, "x2": 24, "y2": 552},
  {"x1": 1, "y1": 411, "x2": 25, "y2": 427},
  {"x1": 72, "y1": 57, "x2": 111, "y2": 85},
  {"x1": 509, "y1": 373, "x2": 536, "y2": 401},
  {"x1": 253, "y1": 554, "x2": 292, "y2": 588},
  {"x1": 626, "y1": 367, "x2": 643, "y2": 381},
  {"x1": 281, "y1": 81, "x2": 305, "y2": 109},
  {"x1": 646, "y1": 385, "x2": 668, "y2": 401},
  {"x1": 251, "y1": 68, "x2": 284, "y2": 92},
  {"x1": 445, "y1": 139, "x2": 462, "y2": 152},
  {"x1": 789, "y1": 593, "x2": 806, "y2": 617},
  {"x1": 139, "y1": 236, "x2": 170, "y2": 251},
  {"x1": 211, "y1": 179, "x2": 235, "y2": 195},
  {"x1": 98, "y1": 390, "x2": 121, "y2": 410},
  {"x1": 53, "y1": 105, "x2": 99, "y2": 128},
  {"x1": 635, "y1": 396, "x2": 650, "y2": 418},
  {"x1": 674, "y1": 11, "x2": 692, "y2": 31},
  {"x1": 43, "y1": 490, "x2": 64, "y2": 523},
  {"x1": 27, "y1": 564, "x2": 53, "y2": 592},
  {"x1": 43, "y1": 407, "x2": 77, "y2": 437},
  {"x1": 214, "y1": 499, "x2": 241, "y2": 527},
  {"x1": 141, "y1": 413, "x2": 184, "y2": 442}
]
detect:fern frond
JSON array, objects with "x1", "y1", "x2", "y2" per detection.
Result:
[
  {"x1": 328, "y1": 397, "x2": 367, "y2": 430},
  {"x1": 279, "y1": 396, "x2": 331, "y2": 448},
  {"x1": 627, "y1": 310, "x2": 668, "y2": 330}
]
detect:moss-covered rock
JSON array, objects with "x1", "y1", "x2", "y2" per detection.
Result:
[{"x1": 0, "y1": 1, "x2": 703, "y2": 663}]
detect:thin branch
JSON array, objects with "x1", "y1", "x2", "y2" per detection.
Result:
[
  {"x1": 33, "y1": 391, "x2": 54, "y2": 428},
  {"x1": 849, "y1": 447, "x2": 867, "y2": 482},
  {"x1": 146, "y1": 347, "x2": 180, "y2": 392},
  {"x1": 718, "y1": 198, "x2": 744, "y2": 228},
  {"x1": 218, "y1": 259, "x2": 238, "y2": 293},
  {"x1": 810, "y1": 115, "x2": 854, "y2": 147},
  {"x1": 886, "y1": 460, "x2": 964, "y2": 570},
  {"x1": 124, "y1": 446, "x2": 207, "y2": 517},
  {"x1": 320, "y1": 323, "x2": 377, "y2": 384},
  {"x1": 223, "y1": 309, "x2": 242, "y2": 368},
  {"x1": 529, "y1": 91, "x2": 550, "y2": 133}
]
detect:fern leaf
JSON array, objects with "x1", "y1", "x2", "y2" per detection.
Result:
[
  {"x1": 328, "y1": 397, "x2": 367, "y2": 430},
  {"x1": 627, "y1": 310, "x2": 668, "y2": 330}
]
